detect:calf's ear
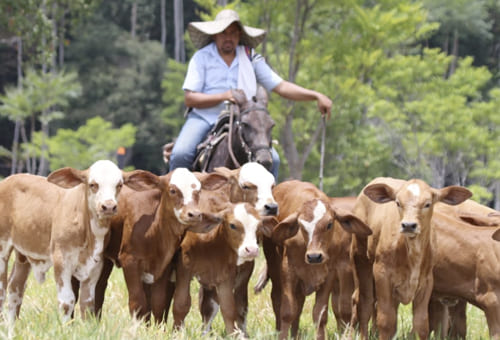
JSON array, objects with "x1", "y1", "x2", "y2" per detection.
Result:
[
  {"x1": 123, "y1": 170, "x2": 160, "y2": 191},
  {"x1": 47, "y1": 167, "x2": 87, "y2": 188},
  {"x1": 437, "y1": 186, "x2": 472, "y2": 206},
  {"x1": 272, "y1": 213, "x2": 299, "y2": 244},
  {"x1": 363, "y1": 183, "x2": 396, "y2": 203},
  {"x1": 335, "y1": 208, "x2": 372, "y2": 237},
  {"x1": 260, "y1": 216, "x2": 278, "y2": 238}
]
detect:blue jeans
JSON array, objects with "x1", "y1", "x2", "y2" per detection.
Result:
[{"x1": 169, "y1": 113, "x2": 280, "y2": 180}]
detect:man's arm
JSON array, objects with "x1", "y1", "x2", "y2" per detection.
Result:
[
  {"x1": 272, "y1": 81, "x2": 332, "y2": 119},
  {"x1": 184, "y1": 90, "x2": 243, "y2": 109}
]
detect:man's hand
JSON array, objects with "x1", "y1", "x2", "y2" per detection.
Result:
[
  {"x1": 226, "y1": 89, "x2": 246, "y2": 104},
  {"x1": 317, "y1": 93, "x2": 332, "y2": 120}
]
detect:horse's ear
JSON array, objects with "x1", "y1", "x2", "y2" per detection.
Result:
[
  {"x1": 256, "y1": 86, "x2": 268, "y2": 107},
  {"x1": 231, "y1": 89, "x2": 247, "y2": 106}
]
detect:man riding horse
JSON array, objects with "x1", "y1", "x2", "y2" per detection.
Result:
[{"x1": 167, "y1": 8, "x2": 332, "y2": 181}]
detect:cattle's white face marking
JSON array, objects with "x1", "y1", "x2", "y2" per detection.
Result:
[
  {"x1": 87, "y1": 160, "x2": 123, "y2": 220},
  {"x1": 171, "y1": 168, "x2": 200, "y2": 206},
  {"x1": 234, "y1": 204, "x2": 260, "y2": 265},
  {"x1": 170, "y1": 168, "x2": 201, "y2": 222},
  {"x1": 239, "y1": 162, "x2": 276, "y2": 214},
  {"x1": 299, "y1": 200, "x2": 327, "y2": 245},
  {"x1": 407, "y1": 183, "x2": 421, "y2": 198}
]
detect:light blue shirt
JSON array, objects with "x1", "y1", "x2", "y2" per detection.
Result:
[{"x1": 182, "y1": 42, "x2": 283, "y2": 124}]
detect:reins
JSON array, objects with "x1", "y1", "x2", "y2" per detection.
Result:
[{"x1": 227, "y1": 104, "x2": 241, "y2": 167}]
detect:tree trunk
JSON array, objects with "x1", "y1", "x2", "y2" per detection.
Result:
[
  {"x1": 11, "y1": 37, "x2": 22, "y2": 175},
  {"x1": 161, "y1": 0, "x2": 167, "y2": 50},
  {"x1": 38, "y1": 1, "x2": 59, "y2": 176},
  {"x1": 448, "y1": 28, "x2": 459, "y2": 77},
  {"x1": 59, "y1": 9, "x2": 67, "y2": 67},
  {"x1": 131, "y1": 1, "x2": 137, "y2": 39},
  {"x1": 260, "y1": 0, "x2": 271, "y2": 57},
  {"x1": 280, "y1": 0, "x2": 315, "y2": 180},
  {"x1": 174, "y1": 0, "x2": 185, "y2": 63}
]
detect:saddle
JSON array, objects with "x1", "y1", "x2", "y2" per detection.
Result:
[
  {"x1": 162, "y1": 110, "x2": 233, "y2": 172},
  {"x1": 191, "y1": 111, "x2": 232, "y2": 171}
]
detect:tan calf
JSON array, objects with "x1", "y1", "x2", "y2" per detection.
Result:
[
  {"x1": 349, "y1": 177, "x2": 471, "y2": 340},
  {"x1": 428, "y1": 207, "x2": 500, "y2": 339},
  {"x1": 0, "y1": 160, "x2": 146, "y2": 321},
  {"x1": 262, "y1": 180, "x2": 371, "y2": 340},
  {"x1": 172, "y1": 202, "x2": 273, "y2": 336}
]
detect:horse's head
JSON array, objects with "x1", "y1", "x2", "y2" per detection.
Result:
[{"x1": 236, "y1": 87, "x2": 275, "y2": 171}]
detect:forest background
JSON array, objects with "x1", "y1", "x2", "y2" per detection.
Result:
[{"x1": 1, "y1": 0, "x2": 500, "y2": 207}]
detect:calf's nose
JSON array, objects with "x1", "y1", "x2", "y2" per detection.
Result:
[
  {"x1": 306, "y1": 253, "x2": 323, "y2": 264},
  {"x1": 401, "y1": 222, "x2": 418, "y2": 233},
  {"x1": 101, "y1": 200, "x2": 117, "y2": 215},
  {"x1": 264, "y1": 203, "x2": 278, "y2": 216}
]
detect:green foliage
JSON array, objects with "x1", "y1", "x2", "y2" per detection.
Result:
[
  {"x1": 32, "y1": 116, "x2": 137, "y2": 170},
  {"x1": 64, "y1": 12, "x2": 168, "y2": 174},
  {"x1": 0, "y1": 68, "x2": 81, "y2": 122},
  {"x1": 161, "y1": 59, "x2": 188, "y2": 135},
  {"x1": 369, "y1": 48, "x2": 493, "y2": 187},
  {"x1": 4, "y1": 0, "x2": 500, "y2": 200}
]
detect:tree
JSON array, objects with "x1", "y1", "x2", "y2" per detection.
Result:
[
  {"x1": 174, "y1": 0, "x2": 186, "y2": 62},
  {"x1": 30, "y1": 116, "x2": 137, "y2": 170},
  {"x1": 0, "y1": 69, "x2": 81, "y2": 174},
  {"x1": 423, "y1": 0, "x2": 492, "y2": 76},
  {"x1": 64, "y1": 11, "x2": 168, "y2": 174}
]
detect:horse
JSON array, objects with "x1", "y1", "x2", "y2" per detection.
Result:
[{"x1": 163, "y1": 86, "x2": 275, "y2": 174}]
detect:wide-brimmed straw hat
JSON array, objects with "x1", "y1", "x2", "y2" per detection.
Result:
[{"x1": 187, "y1": 9, "x2": 267, "y2": 49}]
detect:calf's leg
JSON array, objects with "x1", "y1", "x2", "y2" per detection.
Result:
[
  {"x1": 94, "y1": 258, "x2": 114, "y2": 317},
  {"x1": 199, "y1": 286, "x2": 219, "y2": 333},
  {"x1": 216, "y1": 280, "x2": 237, "y2": 335},
  {"x1": 234, "y1": 260, "x2": 254, "y2": 333},
  {"x1": 6, "y1": 252, "x2": 30, "y2": 321}
]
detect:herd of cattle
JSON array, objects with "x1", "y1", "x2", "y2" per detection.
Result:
[{"x1": 1, "y1": 159, "x2": 500, "y2": 339}]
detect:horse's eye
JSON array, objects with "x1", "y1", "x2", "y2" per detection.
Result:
[{"x1": 230, "y1": 223, "x2": 237, "y2": 230}]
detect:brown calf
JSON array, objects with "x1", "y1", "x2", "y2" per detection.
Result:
[
  {"x1": 172, "y1": 202, "x2": 273, "y2": 336},
  {"x1": 349, "y1": 177, "x2": 471, "y2": 340},
  {"x1": 328, "y1": 196, "x2": 357, "y2": 331},
  {"x1": 196, "y1": 162, "x2": 278, "y2": 334},
  {"x1": 263, "y1": 180, "x2": 371, "y2": 340},
  {"x1": 113, "y1": 168, "x2": 225, "y2": 321},
  {"x1": 0, "y1": 160, "x2": 145, "y2": 321}
]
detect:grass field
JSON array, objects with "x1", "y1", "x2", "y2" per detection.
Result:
[{"x1": 0, "y1": 253, "x2": 490, "y2": 340}]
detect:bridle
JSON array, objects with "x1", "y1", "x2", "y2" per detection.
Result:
[{"x1": 227, "y1": 104, "x2": 271, "y2": 168}]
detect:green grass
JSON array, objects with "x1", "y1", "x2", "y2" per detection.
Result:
[{"x1": 0, "y1": 254, "x2": 489, "y2": 339}]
